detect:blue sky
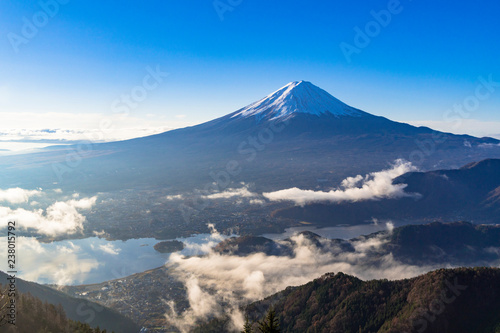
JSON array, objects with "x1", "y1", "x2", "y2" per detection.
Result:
[{"x1": 1, "y1": 0, "x2": 500, "y2": 149}]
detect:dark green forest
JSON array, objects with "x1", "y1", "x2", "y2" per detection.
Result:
[
  {"x1": 246, "y1": 267, "x2": 500, "y2": 333},
  {"x1": 0, "y1": 286, "x2": 111, "y2": 333},
  {"x1": 198, "y1": 267, "x2": 500, "y2": 333}
]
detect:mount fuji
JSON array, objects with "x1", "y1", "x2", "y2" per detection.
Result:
[
  {"x1": 1, "y1": 81, "x2": 499, "y2": 193},
  {"x1": 231, "y1": 80, "x2": 362, "y2": 120}
]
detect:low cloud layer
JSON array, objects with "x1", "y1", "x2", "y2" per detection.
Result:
[
  {"x1": 263, "y1": 159, "x2": 419, "y2": 206},
  {"x1": 0, "y1": 187, "x2": 42, "y2": 204},
  {"x1": 0, "y1": 112, "x2": 194, "y2": 152},
  {"x1": 407, "y1": 119, "x2": 500, "y2": 139},
  {"x1": 0, "y1": 237, "x2": 100, "y2": 285},
  {"x1": 165, "y1": 194, "x2": 184, "y2": 201},
  {"x1": 201, "y1": 185, "x2": 259, "y2": 200},
  {"x1": 0, "y1": 197, "x2": 97, "y2": 236},
  {"x1": 163, "y1": 184, "x2": 262, "y2": 205},
  {"x1": 165, "y1": 224, "x2": 435, "y2": 332},
  {"x1": 0, "y1": 188, "x2": 97, "y2": 236},
  {"x1": 479, "y1": 142, "x2": 500, "y2": 148}
]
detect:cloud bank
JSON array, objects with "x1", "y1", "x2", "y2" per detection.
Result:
[
  {"x1": 407, "y1": 119, "x2": 500, "y2": 140},
  {"x1": 201, "y1": 185, "x2": 259, "y2": 200},
  {"x1": 0, "y1": 237, "x2": 100, "y2": 286},
  {"x1": 0, "y1": 188, "x2": 97, "y2": 236},
  {"x1": 0, "y1": 187, "x2": 42, "y2": 204},
  {"x1": 164, "y1": 224, "x2": 435, "y2": 332},
  {"x1": 263, "y1": 159, "x2": 419, "y2": 206},
  {"x1": 0, "y1": 111, "x2": 198, "y2": 152}
]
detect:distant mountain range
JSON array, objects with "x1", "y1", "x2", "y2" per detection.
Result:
[
  {"x1": 273, "y1": 158, "x2": 500, "y2": 225},
  {"x1": 215, "y1": 221, "x2": 500, "y2": 266},
  {"x1": 1, "y1": 81, "x2": 499, "y2": 193},
  {"x1": 385, "y1": 221, "x2": 500, "y2": 266}
]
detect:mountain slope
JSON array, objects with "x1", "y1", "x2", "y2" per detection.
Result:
[
  {"x1": 0, "y1": 81, "x2": 499, "y2": 193},
  {"x1": 0, "y1": 271, "x2": 140, "y2": 333},
  {"x1": 0, "y1": 288, "x2": 109, "y2": 333},
  {"x1": 214, "y1": 221, "x2": 500, "y2": 266},
  {"x1": 243, "y1": 267, "x2": 500, "y2": 333},
  {"x1": 385, "y1": 221, "x2": 500, "y2": 265},
  {"x1": 273, "y1": 158, "x2": 500, "y2": 225},
  {"x1": 231, "y1": 81, "x2": 363, "y2": 120}
]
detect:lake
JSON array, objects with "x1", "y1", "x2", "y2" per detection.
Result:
[
  {"x1": 6, "y1": 223, "x2": 396, "y2": 286},
  {"x1": 1, "y1": 233, "x2": 226, "y2": 286}
]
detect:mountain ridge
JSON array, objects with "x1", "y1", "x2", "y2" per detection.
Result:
[
  {"x1": 273, "y1": 158, "x2": 500, "y2": 226},
  {"x1": 0, "y1": 271, "x2": 140, "y2": 333},
  {"x1": 0, "y1": 81, "x2": 499, "y2": 194},
  {"x1": 241, "y1": 267, "x2": 500, "y2": 333}
]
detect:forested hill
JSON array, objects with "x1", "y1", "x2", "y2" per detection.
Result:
[
  {"x1": 0, "y1": 287, "x2": 112, "y2": 333},
  {"x1": 243, "y1": 267, "x2": 500, "y2": 333},
  {"x1": 0, "y1": 271, "x2": 140, "y2": 333}
]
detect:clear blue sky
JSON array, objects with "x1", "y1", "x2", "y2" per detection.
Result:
[{"x1": 1, "y1": 0, "x2": 500, "y2": 146}]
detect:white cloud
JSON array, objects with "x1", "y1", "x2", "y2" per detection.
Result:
[
  {"x1": 0, "y1": 112, "x2": 195, "y2": 152},
  {"x1": 407, "y1": 119, "x2": 500, "y2": 139},
  {"x1": 0, "y1": 187, "x2": 42, "y2": 204},
  {"x1": 165, "y1": 225, "x2": 435, "y2": 332},
  {"x1": 165, "y1": 185, "x2": 261, "y2": 204},
  {"x1": 57, "y1": 241, "x2": 80, "y2": 254},
  {"x1": 0, "y1": 196, "x2": 97, "y2": 236},
  {"x1": 67, "y1": 197, "x2": 97, "y2": 209},
  {"x1": 98, "y1": 243, "x2": 121, "y2": 255},
  {"x1": 165, "y1": 194, "x2": 184, "y2": 201},
  {"x1": 0, "y1": 236, "x2": 100, "y2": 286},
  {"x1": 20, "y1": 236, "x2": 46, "y2": 254},
  {"x1": 93, "y1": 230, "x2": 108, "y2": 237},
  {"x1": 479, "y1": 142, "x2": 500, "y2": 148},
  {"x1": 201, "y1": 186, "x2": 258, "y2": 200},
  {"x1": 249, "y1": 199, "x2": 265, "y2": 205},
  {"x1": 263, "y1": 160, "x2": 419, "y2": 206}
]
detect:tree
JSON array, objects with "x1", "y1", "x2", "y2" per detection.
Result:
[
  {"x1": 0, "y1": 286, "x2": 8, "y2": 327},
  {"x1": 242, "y1": 316, "x2": 253, "y2": 333},
  {"x1": 258, "y1": 309, "x2": 280, "y2": 333}
]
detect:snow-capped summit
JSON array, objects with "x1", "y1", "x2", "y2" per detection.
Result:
[
  {"x1": 231, "y1": 81, "x2": 362, "y2": 121},
  {"x1": 3, "y1": 79, "x2": 500, "y2": 195}
]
